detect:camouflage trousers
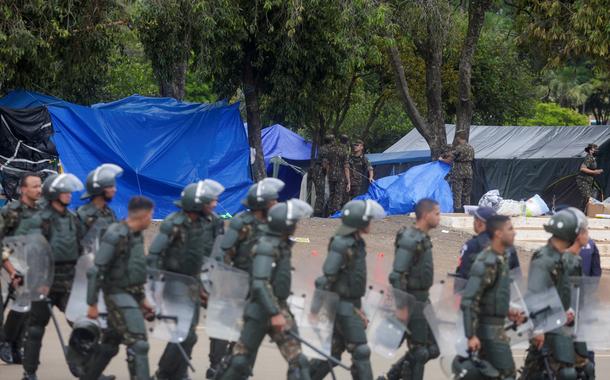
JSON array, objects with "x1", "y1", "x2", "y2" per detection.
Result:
[
  {"x1": 312, "y1": 166, "x2": 327, "y2": 217},
  {"x1": 328, "y1": 180, "x2": 347, "y2": 215},
  {"x1": 450, "y1": 176, "x2": 473, "y2": 211},
  {"x1": 520, "y1": 332, "x2": 576, "y2": 380},
  {"x1": 218, "y1": 306, "x2": 309, "y2": 380},
  {"x1": 576, "y1": 177, "x2": 595, "y2": 210}
]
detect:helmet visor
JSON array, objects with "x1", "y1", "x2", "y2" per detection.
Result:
[
  {"x1": 363, "y1": 200, "x2": 385, "y2": 221},
  {"x1": 197, "y1": 179, "x2": 225, "y2": 200},
  {"x1": 52, "y1": 173, "x2": 84, "y2": 193},
  {"x1": 95, "y1": 163, "x2": 123, "y2": 182},
  {"x1": 256, "y1": 178, "x2": 285, "y2": 200},
  {"x1": 286, "y1": 199, "x2": 313, "y2": 222}
]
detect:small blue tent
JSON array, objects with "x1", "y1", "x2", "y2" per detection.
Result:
[
  {"x1": 261, "y1": 124, "x2": 312, "y2": 200},
  {"x1": 0, "y1": 90, "x2": 252, "y2": 218}
]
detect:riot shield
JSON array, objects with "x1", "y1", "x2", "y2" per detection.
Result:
[
  {"x1": 145, "y1": 269, "x2": 199, "y2": 343},
  {"x1": 424, "y1": 277, "x2": 468, "y2": 378},
  {"x1": 205, "y1": 262, "x2": 250, "y2": 341},
  {"x1": 4, "y1": 235, "x2": 54, "y2": 312},
  {"x1": 572, "y1": 276, "x2": 610, "y2": 350},
  {"x1": 80, "y1": 219, "x2": 111, "y2": 256},
  {"x1": 504, "y1": 281, "x2": 533, "y2": 347},
  {"x1": 65, "y1": 253, "x2": 107, "y2": 325},
  {"x1": 210, "y1": 234, "x2": 224, "y2": 261},
  {"x1": 523, "y1": 286, "x2": 567, "y2": 335},
  {"x1": 288, "y1": 288, "x2": 339, "y2": 361},
  {"x1": 366, "y1": 285, "x2": 415, "y2": 359}
]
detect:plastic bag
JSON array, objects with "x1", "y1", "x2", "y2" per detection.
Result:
[
  {"x1": 478, "y1": 190, "x2": 503, "y2": 210},
  {"x1": 525, "y1": 194, "x2": 550, "y2": 216}
]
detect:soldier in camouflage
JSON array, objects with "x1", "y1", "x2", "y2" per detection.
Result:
[
  {"x1": 348, "y1": 140, "x2": 373, "y2": 200},
  {"x1": 147, "y1": 180, "x2": 225, "y2": 380},
  {"x1": 216, "y1": 199, "x2": 313, "y2": 380},
  {"x1": 77, "y1": 164, "x2": 123, "y2": 230},
  {"x1": 382, "y1": 199, "x2": 440, "y2": 380},
  {"x1": 310, "y1": 199, "x2": 385, "y2": 380},
  {"x1": 86, "y1": 196, "x2": 155, "y2": 380},
  {"x1": 21, "y1": 173, "x2": 85, "y2": 380},
  {"x1": 458, "y1": 215, "x2": 525, "y2": 380},
  {"x1": 313, "y1": 135, "x2": 333, "y2": 217},
  {"x1": 327, "y1": 136, "x2": 350, "y2": 215},
  {"x1": 0, "y1": 173, "x2": 42, "y2": 364},
  {"x1": 450, "y1": 131, "x2": 475, "y2": 212},
  {"x1": 520, "y1": 209, "x2": 584, "y2": 380},
  {"x1": 576, "y1": 144, "x2": 603, "y2": 211}
]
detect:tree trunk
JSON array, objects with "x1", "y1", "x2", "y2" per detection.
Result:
[
  {"x1": 455, "y1": 0, "x2": 491, "y2": 142},
  {"x1": 243, "y1": 57, "x2": 266, "y2": 181},
  {"x1": 158, "y1": 60, "x2": 187, "y2": 100},
  {"x1": 423, "y1": 26, "x2": 447, "y2": 159},
  {"x1": 361, "y1": 92, "x2": 386, "y2": 143}
]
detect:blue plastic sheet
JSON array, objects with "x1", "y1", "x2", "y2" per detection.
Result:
[
  {"x1": 340, "y1": 161, "x2": 453, "y2": 216},
  {"x1": 0, "y1": 90, "x2": 252, "y2": 218},
  {"x1": 262, "y1": 125, "x2": 312, "y2": 200}
]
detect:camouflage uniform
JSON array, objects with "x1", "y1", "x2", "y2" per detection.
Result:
[
  {"x1": 22, "y1": 203, "x2": 83, "y2": 375},
  {"x1": 348, "y1": 154, "x2": 372, "y2": 199},
  {"x1": 148, "y1": 210, "x2": 223, "y2": 380},
  {"x1": 576, "y1": 154, "x2": 597, "y2": 208},
  {"x1": 450, "y1": 142, "x2": 475, "y2": 210},
  {"x1": 76, "y1": 202, "x2": 117, "y2": 231},
  {"x1": 0, "y1": 200, "x2": 40, "y2": 364},
  {"x1": 313, "y1": 144, "x2": 331, "y2": 217},
  {"x1": 460, "y1": 248, "x2": 516, "y2": 379},
  {"x1": 87, "y1": 222, "x2": 150, "y2": 380},
  {"x1": 327, "y1": 143, "x2": 349, "y2": 215}
]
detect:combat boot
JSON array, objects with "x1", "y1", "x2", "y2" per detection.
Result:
[
  {"x1": 22, "y1": 372, "x2": 38, "y2": 380},
  {"x1": 0, "y1": 341, "x2": 13, "y2": 363}
]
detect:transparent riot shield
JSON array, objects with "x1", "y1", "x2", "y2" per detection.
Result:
[
  {"x1": 504, "y1": 281, "x2": 533, "y2": 347},
  {"x1": 145, "y1": 269, "x2": 199, "y2": 343},
  {"x1": 210, "y1": 234, "x2": 224, "y2": 261},
  {"x1": 424, "y1": 277, "x2": 468, "y2": 378},
  {"x1": 572, "y1": 276, "x2": 610, "y2": 350},
  {"x1": 4, "y1": 235, "x2": 54, "y2": 312},
  {"x1": 523, "y1": 286, "x2": 567, "y2": 335},
  {"x1": 205, "y1": 262, "x2": 250, "y2": 342},
  {"x1": 80, "y1": 219, "x2": 111, "y2": 256},
  {"x1": 366, "y1": 286, "x2": 415, "y2": 358},
  {"x1": 65, "y1": 253, "x2": 108, "y2": 326},
  {"x1": 288, "y1": 288, "x2": 339, "y2": 360}
]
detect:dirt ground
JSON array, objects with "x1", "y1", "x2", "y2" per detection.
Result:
[{"x1": 1, "y1": 215, "x2": 590, "y2": 380}]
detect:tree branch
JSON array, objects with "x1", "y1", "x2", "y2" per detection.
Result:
[
  {"x1": 333, "y1": 75, "x2": 358, "y2": 134},
  {"x1": 361, "y1": 91, "x2": 388, "y2": 143}
]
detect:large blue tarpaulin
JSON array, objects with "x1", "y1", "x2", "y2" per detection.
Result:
[
  {"x1": 0, "y1": 90, "x2": 252, "y2": 218},
  {"x1": 261, "y1": 124, "x2": 312, "y2": 200},
  {"x1": 354, "y1": 161, "x2": 453, "y2": 215}
]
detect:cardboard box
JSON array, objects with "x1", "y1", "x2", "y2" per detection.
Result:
[{"x1": 586, "y1": 201, "x2": 610, "y2": 217}]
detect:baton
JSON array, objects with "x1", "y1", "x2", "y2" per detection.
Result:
[
  {"x1": 287, "y1": 330, "x2": 350, "y2": 371},
  {"x1": 176, "y1": 342, "x2": 196, "y2": 373}
]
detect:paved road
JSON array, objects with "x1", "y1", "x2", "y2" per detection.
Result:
[{"x1": 2, "y1": 318, "x2": 609, "y2": 379}]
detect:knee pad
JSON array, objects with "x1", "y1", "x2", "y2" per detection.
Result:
[
  {"x1": 557, "y1": 367, "x2": 577, "y2": 380},
  {"x1": 583, "y1": 362, "x2": 595, "y2": 379},
  {"x1": 290, "y1": 353, "x2": 309, "y2": 369},
  {"x1": 351, "y1": 344, "x2": 371, "y2": 361},
  {"x1": 28, "y1": 326, "x2": 44, "y2": 341},
  {"x1": 410, "y1": 346, "x2": 429, "y2": 363},
  {"x1": 130, "y1": 340, "x2": 149, "y2": 356},
  {"x1": 230, "y1": 354, "x2": 251, "y2": 375},
  {"x1": 427, "y1": 344, "x2": 440, "y2": 360},
  {"x1": 99, "y1": 342, "x2": 119, "y2": 358}
]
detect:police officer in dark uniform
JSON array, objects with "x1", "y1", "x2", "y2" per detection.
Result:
[
  {"x1": 21, "y1": 173, "x2": 84, "y2": 380},
  {"x1": 383, "y1": 199, "x2": 440, "y2": 380},
  {"x1": 147, "y1": 180, "x2": 225, "y2": 380},
  {"x1": 310, "y1": 199, "x2": 385, "y2": 380},
  {"x1": 86, "y1": 196, "x2": 155, "y2": 380},
  {"x1": 0, "y1": 172, "x2": 42, "y2": 364},
  {"x1": 216, "y1": 199, "x2": 313, "y2": 380},
  {"x1": 456, "y1": 207, "x2": 520, "y2": 279}
]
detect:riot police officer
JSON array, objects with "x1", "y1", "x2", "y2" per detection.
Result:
[
  {"x1": 147, "y1": 179, "x2": 225, "y2": 380},
  {"x1": 459, "y1": 215, "x2": 525, "y2": 380},
  {"x1": 520, "y1": 209, "x2": 585, "y2": 380},
  {"x1": 383, "y1": 199, "x2": 440, "y2": 380},
  {"x1": 216, "y1": 199, "x2": 313, "y2": 380},
  {"x1": 77, "y1": 164, "x2": 123, "y2": 230},
  {"x1": 0, "y1": 172, "x2": 42, "y2": 364},
  {"x1": 310, "y1": 199, "x2": 385, "y2": 380},
  {"x1": 86, "y1": 196, "x2": 155, "y2": 380},
  {"x1": 21, "y1": 173, "x2": 84, "y2": 380}
]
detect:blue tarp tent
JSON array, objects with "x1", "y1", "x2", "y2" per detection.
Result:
[
  {"x1": 353, "y1": 161, "x2": 453, "y2": 215},
  {"x1": 261, "y1": 124, "x2": 312, "y2": 200},
  {"x1": 0, "y1": 90, "x2": 252, "y2": 218}
]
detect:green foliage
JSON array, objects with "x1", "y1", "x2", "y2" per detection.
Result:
[{"x1": 518, "y1": 102, "x2": 589, "y2": 126}]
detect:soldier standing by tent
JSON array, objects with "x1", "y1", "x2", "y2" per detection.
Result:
[
  {"x1": 0, "y1": 173, "x2": 42, "y2": 365},
  {"x1": 313, "y1": 135, "x2": 333, "y2": 217},
  {"x1": 21, "y1": 173, "x2": 85, "y2": 380},
  {"x1": 309, "y1": 199, "x2": 385, "y2": 380},
  {"x1": 520, "y1": 209, "x2": 582, "y2": 380},
  {"x1": 454, "y1": 214, "x2": 525, "y2": 380},
  {"x1": 576, "y1": 144, "x2": 603, "y2": 211},
  {"x1": 382, "y1": 199, "x2": 440, "y2": 380},
  {"x1": 348, "y1": 139, "x2": 374, "y2": 200},
  {"x1": 146, "y1": 180, "x2": 225, "y2": 380},
  {"x1": 86, "y1": 196, "x2": 155, "y2": 380},
  {"x1": 327, "y1": 136, "x2": 350, "y2": 215},
  {"x1": 450, "y1": 132, "x2": 475, "y2": 212},
  {"x1": 216, "y1": 199, "x2": 313, "y2": 380}
]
